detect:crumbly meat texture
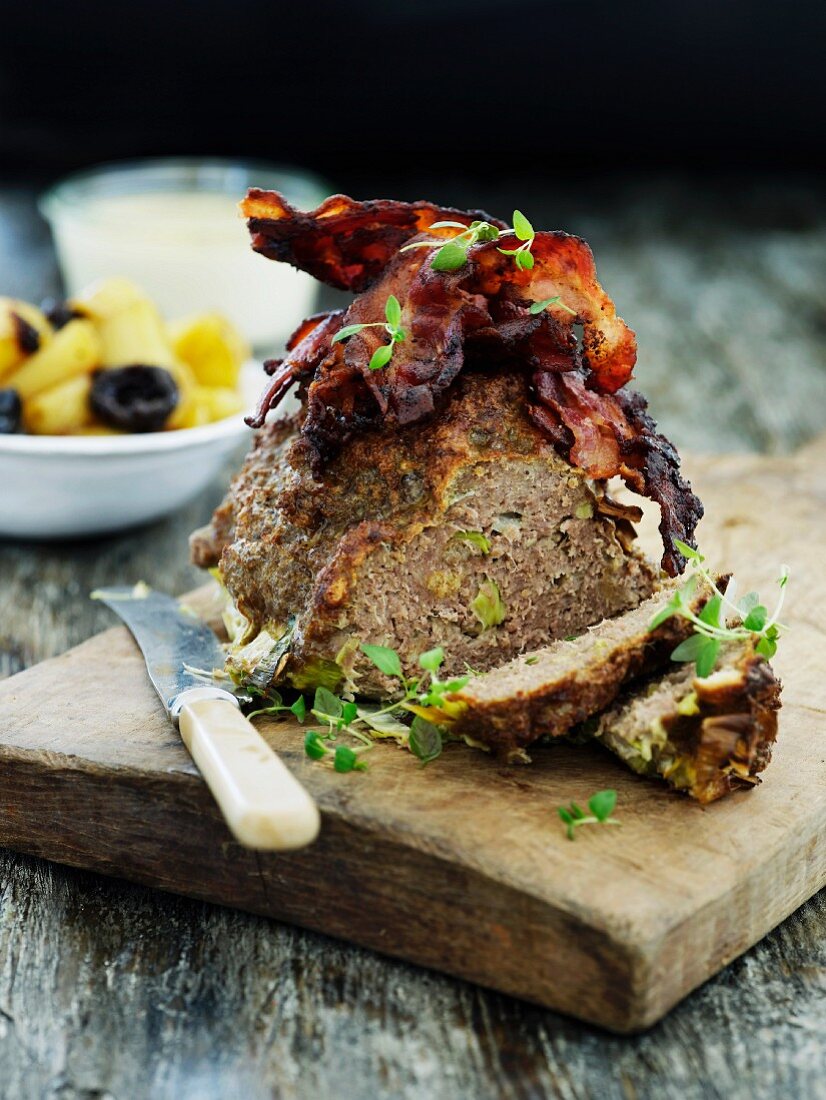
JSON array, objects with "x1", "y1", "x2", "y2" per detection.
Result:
[
  {"x1": 447, "y1": 580, "x2": 725, "y2": 757},
  {"x1": 193, "y1": 370, "x2": 660, "y2": 695},
  {"x1": 593, "y1": 641, "x2": 782, "y2": 802}
]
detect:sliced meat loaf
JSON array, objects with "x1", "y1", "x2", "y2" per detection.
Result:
[
  {"x1": 193, "y1": 370, "x2": 659, "y2": 696},
  {"x1": 591, "y1": 641, "x2": 781, "y2": 802},
  {"x1": 446, "y1": 581, "x2": 724, "y2": 757}
]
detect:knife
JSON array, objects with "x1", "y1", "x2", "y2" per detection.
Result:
[{"x1": 94, "y1": 585, "x2": 320, "y2": 851}]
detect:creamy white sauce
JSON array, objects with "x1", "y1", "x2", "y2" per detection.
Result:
[{"x1": 49, "y1": 191, "x2": 319, "y2": 352}]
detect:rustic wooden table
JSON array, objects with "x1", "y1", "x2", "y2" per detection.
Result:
[{"x1": 1, "y1": 176, "x2": 824, "y2": 1100}]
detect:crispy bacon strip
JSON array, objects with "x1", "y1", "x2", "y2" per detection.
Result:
[
  {"x1": 466, "y1": 234, "x2": 637, "y2": 393},
  {"x1": 241, "y1": 190, "x2": 506, "y2": 293},
  {"x1": 242, "y1": 191, "x2": 700, "y2": 572},
  {"x1": 530, "y1": 370, "x2": 703, "y2": 575},
  {"x1": 246, "y1": 309, "x2": 344, "y2": 428}
]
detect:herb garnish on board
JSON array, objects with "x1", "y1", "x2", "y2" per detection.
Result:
[
  {"x1": 248, "y1": 644, "x2": 467, "y2": 772},
  {"x1": 558, "y1": 790, "x2": 620, "y2": 840}
]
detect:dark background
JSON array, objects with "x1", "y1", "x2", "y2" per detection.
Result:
[{"x1": 0, "y1": 0, "x2": 823, "y2": 197}]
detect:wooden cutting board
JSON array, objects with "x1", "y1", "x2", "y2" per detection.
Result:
[{"x1": 1, "y1": 436, "x2": 825, "y2": 1033}]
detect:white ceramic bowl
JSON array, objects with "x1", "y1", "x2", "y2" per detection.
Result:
[
  {"x1": 40, "y1": 159, "x2": 330, "y2": 353},
  {"x1": 0, "y1": 362, "x2": 265, "y2": 540}
]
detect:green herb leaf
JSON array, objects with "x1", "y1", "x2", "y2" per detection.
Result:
[
  {"x1": 428, "y1": 220, "x2": 470, "y2": 230},
  {"x1": 516, "y1": 250, "x2": 535, "y2": 271},
  {"x1": 334, "y1": 745, "x2": 366, "y2": 773},
  {"x1": 674, "y1": 538, "x2": 703, "y2": 562},
  {"x1": 512, "y1": 209, "x2": 534, "y2": 241},
  {"x1": 440, "y1": 676, "x2": 470, "y2": 692},
  {"x1": 695, "y1": 637, "x2": 721, "y2": 678},
  {"x1": 558, "y1": 791, "x2": 620, "y2": 840},
  {"x1": 360, "y1": 643, "x2": 404, "y2": 680},
  {"x1": 755, "y1": 633, "x2": 778, "y2": 658},
  {"x1": 453, "y1": 530, "x2": 491, "y2": 554},
  {"x1": 649, "y1": 592, "x2": 682, "y2": 630},
  {"x1": 529, "y1": 296, "x2": 560, "y2": 315},
  {"x1": 474, "y1": 222, "x2": 501, "y2": 243},
  {"x1": 431, "y1": 239, "x2": 470, "y2": 272},
  {"x1": 743, "y1": 605, "x2": 768, "y2": 632},
  {"x1": 408, "y1": 716, "x2": 443, "y2": 765},
  {"x1": 304, "y1": 731, "x2": 328, "y2": 760},
  {"x1": 588, "y1": 789, "x2": 617, "y2": 822},
  {"x1": 290, "y1": 695, "x2": 306, "y2": 722},
  {"x1": 399, "y1": 241, "x2": 441, "y2": 252},
  {"x1": 385, "y1": 294, "x2": 402, "y2": 329},
  {"x1": 314, "y1": 685, "x2": 342, "y2": 720},
  {"x1": 671, "y1": 633, "x2": 720, "y2": 677},
  {"x1": 332, "y1": 324, "x2": 368, "y2": 343},
  {"x1": 530, "y1": 296, "x2": 578, "y2": 316},
  {"x1": 471, "y1": 578, "x2": 506, "y2": 630},
  {"x1": 420, "y1": 672, "x2": 470, "y2": 706},
  {"x1": 341, "y1": 701, "x2": 359, "y2": 725},
  {"x1": 699, "y1": 595, "x2": 723, "y2": 629},
  {"x1": 670, "y1": 633, "x2": 711, "y2": 663},
  {"x1": 418, "y1": 647, "x2": 445, "y2": 673},
  {"x1": 369, "y1": 344, "x2": 394, "y2": 371}
]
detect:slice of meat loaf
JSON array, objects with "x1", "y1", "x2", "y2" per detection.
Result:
[
  {"x1": 591, "y1": 641, "x2": 781, "y2": 802},
  {"x1": 446, "y1": 581, "x2": 724, "y2": 757},
  {"x1": 193, "y1": 370, "x2": 659, "y2": 696}
]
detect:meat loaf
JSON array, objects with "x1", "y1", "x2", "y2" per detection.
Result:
[
  {"x1": 446, "y1": 581, "x2": 724, "y2": 757},
  {"x1": 591, "y1": 640, "x2": 781, "y2": 802},
  {"x1": 192, "y1": 370, "x2": 660, "y2": 696}
]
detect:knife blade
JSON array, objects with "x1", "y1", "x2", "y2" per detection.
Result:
[{"x1": 94, "y1": 584, "x2": 320, "y2": 852}]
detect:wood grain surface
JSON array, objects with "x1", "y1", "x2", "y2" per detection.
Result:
[
  {"x1": 1, "y1": 177, "x2": 825, "y2": 1098},
  {"x1": 2, "y1": 438, "x2": 825, "y2": 1036}
]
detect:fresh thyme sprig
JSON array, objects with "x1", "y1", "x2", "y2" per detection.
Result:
[
  {"x1": 332, "y1": 294, "x2": 406, "y2": 371},
  {"x1": 648, "y1": 540, "x2": 790, "y2": 678},
  {"x1": 529, "y1": 296, "x2": 578, "y2": 317},
  {"x1": 558, "y1": 789, "x2": 620, "y2": 840},
  {"x1": 399, "y1": 210, "x2": 578, "y2": 323},
  {"x1": 496, "y1": 209, "x2": 536, "y2": 271},
  {"x1": 247, "y1": 691, "x2": 307, "y2": 723},
  {"x1": 359, "y1": 643, "x2": 470, "y2": 765},
  {"x1": 400, "y1": 219, "x2": 500, "y2": 272},
  {"x1": 248, "y1": 642, "x2": 464, "y2": 771}
]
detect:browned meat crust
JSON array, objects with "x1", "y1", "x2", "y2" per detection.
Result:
[
  {"x1": 530, "y1": 371, "x2": 704, "y2": 577},
  {"x1": 448, "y1": 581, "x2": 727, "y2": 758},
  {"x1": 238, "y1": 191, "x2": 701, "y2": 575},
  {"x1": 194, "y1": 371, "x2": 660, "y2": 695},
  {"x1": 594, "y1": 642, "x2": 782, "y2": 802}
]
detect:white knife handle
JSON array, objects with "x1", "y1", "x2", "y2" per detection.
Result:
[{"x1": 175, "y1": 690, "x2": 320, "y2": 851}]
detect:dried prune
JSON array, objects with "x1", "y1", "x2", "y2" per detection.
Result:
[
  {"x1": 11, "y1": 312, "x2": 40, "y2": 354},
  {"x1": 0, "y1": 388, "x2": 22, "y2": 434},
  {"x1": 90, "y1": 365, "x2": 179, "y2": 433},
  {"x1": 41, "y1": 298, "x2": 82, "y2": 331}
]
